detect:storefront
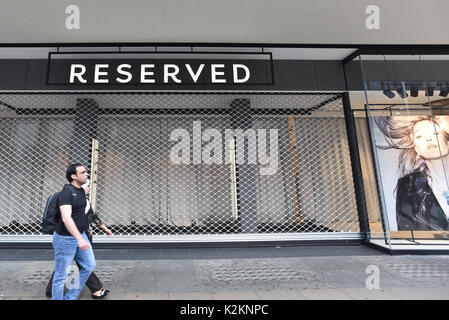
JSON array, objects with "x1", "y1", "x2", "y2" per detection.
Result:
[
  {"x1": 346, "y1": 48, "x2": 449, "y2": 252},
  {"x1": 1, "y1": 45, "x2": 448, "y2": 251}
]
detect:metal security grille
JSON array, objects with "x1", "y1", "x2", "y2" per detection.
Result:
[{"x1": 0, "y1": 92, "x2": 360, "y2": 241}]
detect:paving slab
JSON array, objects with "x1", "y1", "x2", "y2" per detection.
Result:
[
  {"x1": 212, "y1": 290, "x2": 260, "y2": 300},
  {"x1": 255, "y1": 289, "x2": 306, "y2": 300},
  {"x1": 124, "y1": 292, "x2": 169, "y2": 300},
  {"x1": 320, "y1": 270, "x2": 366, "y2": 288},
  {"x1": 299, "y1": 289, "x2": 353, "y2": 300},
  {"x1": 340, "y1": 288, "x2": 401, "y2": 300},
  {"x1": 384, "y1": 287, "x2": 449, "y2": 300},
  {"x1": 168, "y1": 291, "x2": 214, "y2": 300}
]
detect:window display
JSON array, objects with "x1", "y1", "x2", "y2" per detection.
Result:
[{"x1": 374, "y1": 114, "x2": 449, "y2": 231}]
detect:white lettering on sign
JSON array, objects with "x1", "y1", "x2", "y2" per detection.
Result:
[
  {"x1": 116, "y1": 64, "x2": 132, "y2": 83},
  {"x1": 68, "y1": 63, "x2": 252, "y2": 84},
  {"x1": 211, "y1": 64, "x2": 226, "y2": 83},
  {"x1": 69, "y1": 64, "x2": 87, "y2": 83},
  {"x1": 94, "y1": 64, "x2": 109, "y2": 83},
  {"x1": 233, "y1": 64, "x2": 250, "y2": 83},
  {"x1": 164, "y1": 64, "x2": 181, "y2": 83},
  {"x1": 185, "y1": 64, "x2": 205, "y2": 83},
  {"x1": 140, "y1": 64, "x2": 155, "y2": 83}
]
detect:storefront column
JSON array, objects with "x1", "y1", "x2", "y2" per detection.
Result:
[
  {"x1": 230, "y1": 98, "x2": 259, "y2": 233},
  {"x1": 71, "y1": 98, "x2": 99, "y2": 172},
  {"x1": 342, "y1": 92, "x2": 370, "y2": 240}
]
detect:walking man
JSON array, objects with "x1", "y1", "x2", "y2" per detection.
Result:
[{"x1": 52, "y1": 163, "x2": 96, "y2": 300}]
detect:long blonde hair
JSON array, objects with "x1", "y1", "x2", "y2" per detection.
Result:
[{"x1": 375, "y1": 116, "x2": 449, "y2": 178}]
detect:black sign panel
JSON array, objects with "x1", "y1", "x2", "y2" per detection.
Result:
[{"x1": 47, "y1": 52, "x2": 273, "y2": 86}]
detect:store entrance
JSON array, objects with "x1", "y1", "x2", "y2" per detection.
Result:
[{"x1": 0, "y1": 92, "x2": 361, "y2": 241}]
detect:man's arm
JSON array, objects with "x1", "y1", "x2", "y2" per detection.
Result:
[
  {"x1": 60, "y1": 205, "x2": 90, "y2": 250},
  {"x1": 98, "y1": 223, "x2": 113, "y2": 236},
  {"x1": 87, "y1": 208, "x2": 112, "y2": 236},
  {"x1": 94, "y1": 217, "x2": 113, "y2": 237}
]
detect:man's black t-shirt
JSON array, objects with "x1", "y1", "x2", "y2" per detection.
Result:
[{"x1": 55, "y1": 184, "x2": 88, "y2": 236}]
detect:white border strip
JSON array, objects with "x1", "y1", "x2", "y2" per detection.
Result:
[{"x1": 0, "y1": 232, "x2": 362, "y2": 243}]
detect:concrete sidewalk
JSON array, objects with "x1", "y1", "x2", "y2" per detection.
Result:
[{"x1": 1, "y1": 245, "x2": 449, "y2": 300}]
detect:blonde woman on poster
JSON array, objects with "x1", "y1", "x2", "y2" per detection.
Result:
[{"x1": 376, "y1": 115, "x2": 449, "y2": 231}]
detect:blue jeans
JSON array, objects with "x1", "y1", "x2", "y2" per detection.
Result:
[{"x1": 51, "y1": 232, "x2": 96, "y2": 300}]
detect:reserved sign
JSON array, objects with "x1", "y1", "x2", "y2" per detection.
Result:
[{"x1": 47, "y1": 52, "x2": 273, "y2": 86}]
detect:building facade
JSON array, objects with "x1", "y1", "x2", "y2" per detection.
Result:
[{"x1": 1, "y1": 1, "x2": 449, "y2": 252}]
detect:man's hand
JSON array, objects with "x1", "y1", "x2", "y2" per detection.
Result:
[
  {"x1": 77, "y1": 237, "x2": 91, "y2": 251},
  {"x1": 99, "y1": 224, "x2": 113, "y2": 237}
]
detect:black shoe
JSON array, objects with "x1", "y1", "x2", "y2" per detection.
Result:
[
  {"x1": 92, "y1": 289, "x2": 110, "y2": 299},
  {"x1": 45, "y1": 292, "x2": 52, "y2": 298}
]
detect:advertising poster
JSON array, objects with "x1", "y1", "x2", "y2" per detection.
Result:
[{"x1": 372, "y1": 115, "x2": 449, "y2": 231}]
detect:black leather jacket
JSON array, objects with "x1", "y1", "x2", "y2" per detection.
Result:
[{"x1": 396, "y1": 171, "x2": 449, "y2": 231}]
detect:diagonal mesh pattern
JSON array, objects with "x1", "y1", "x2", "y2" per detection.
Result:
[{"x1": 0, "y1": 92, "x2": 360, "y2": 239}]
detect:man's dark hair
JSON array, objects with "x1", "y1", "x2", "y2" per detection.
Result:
[{"x1": 66, "y1": 163, "x2": 84, "y2": 182}]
